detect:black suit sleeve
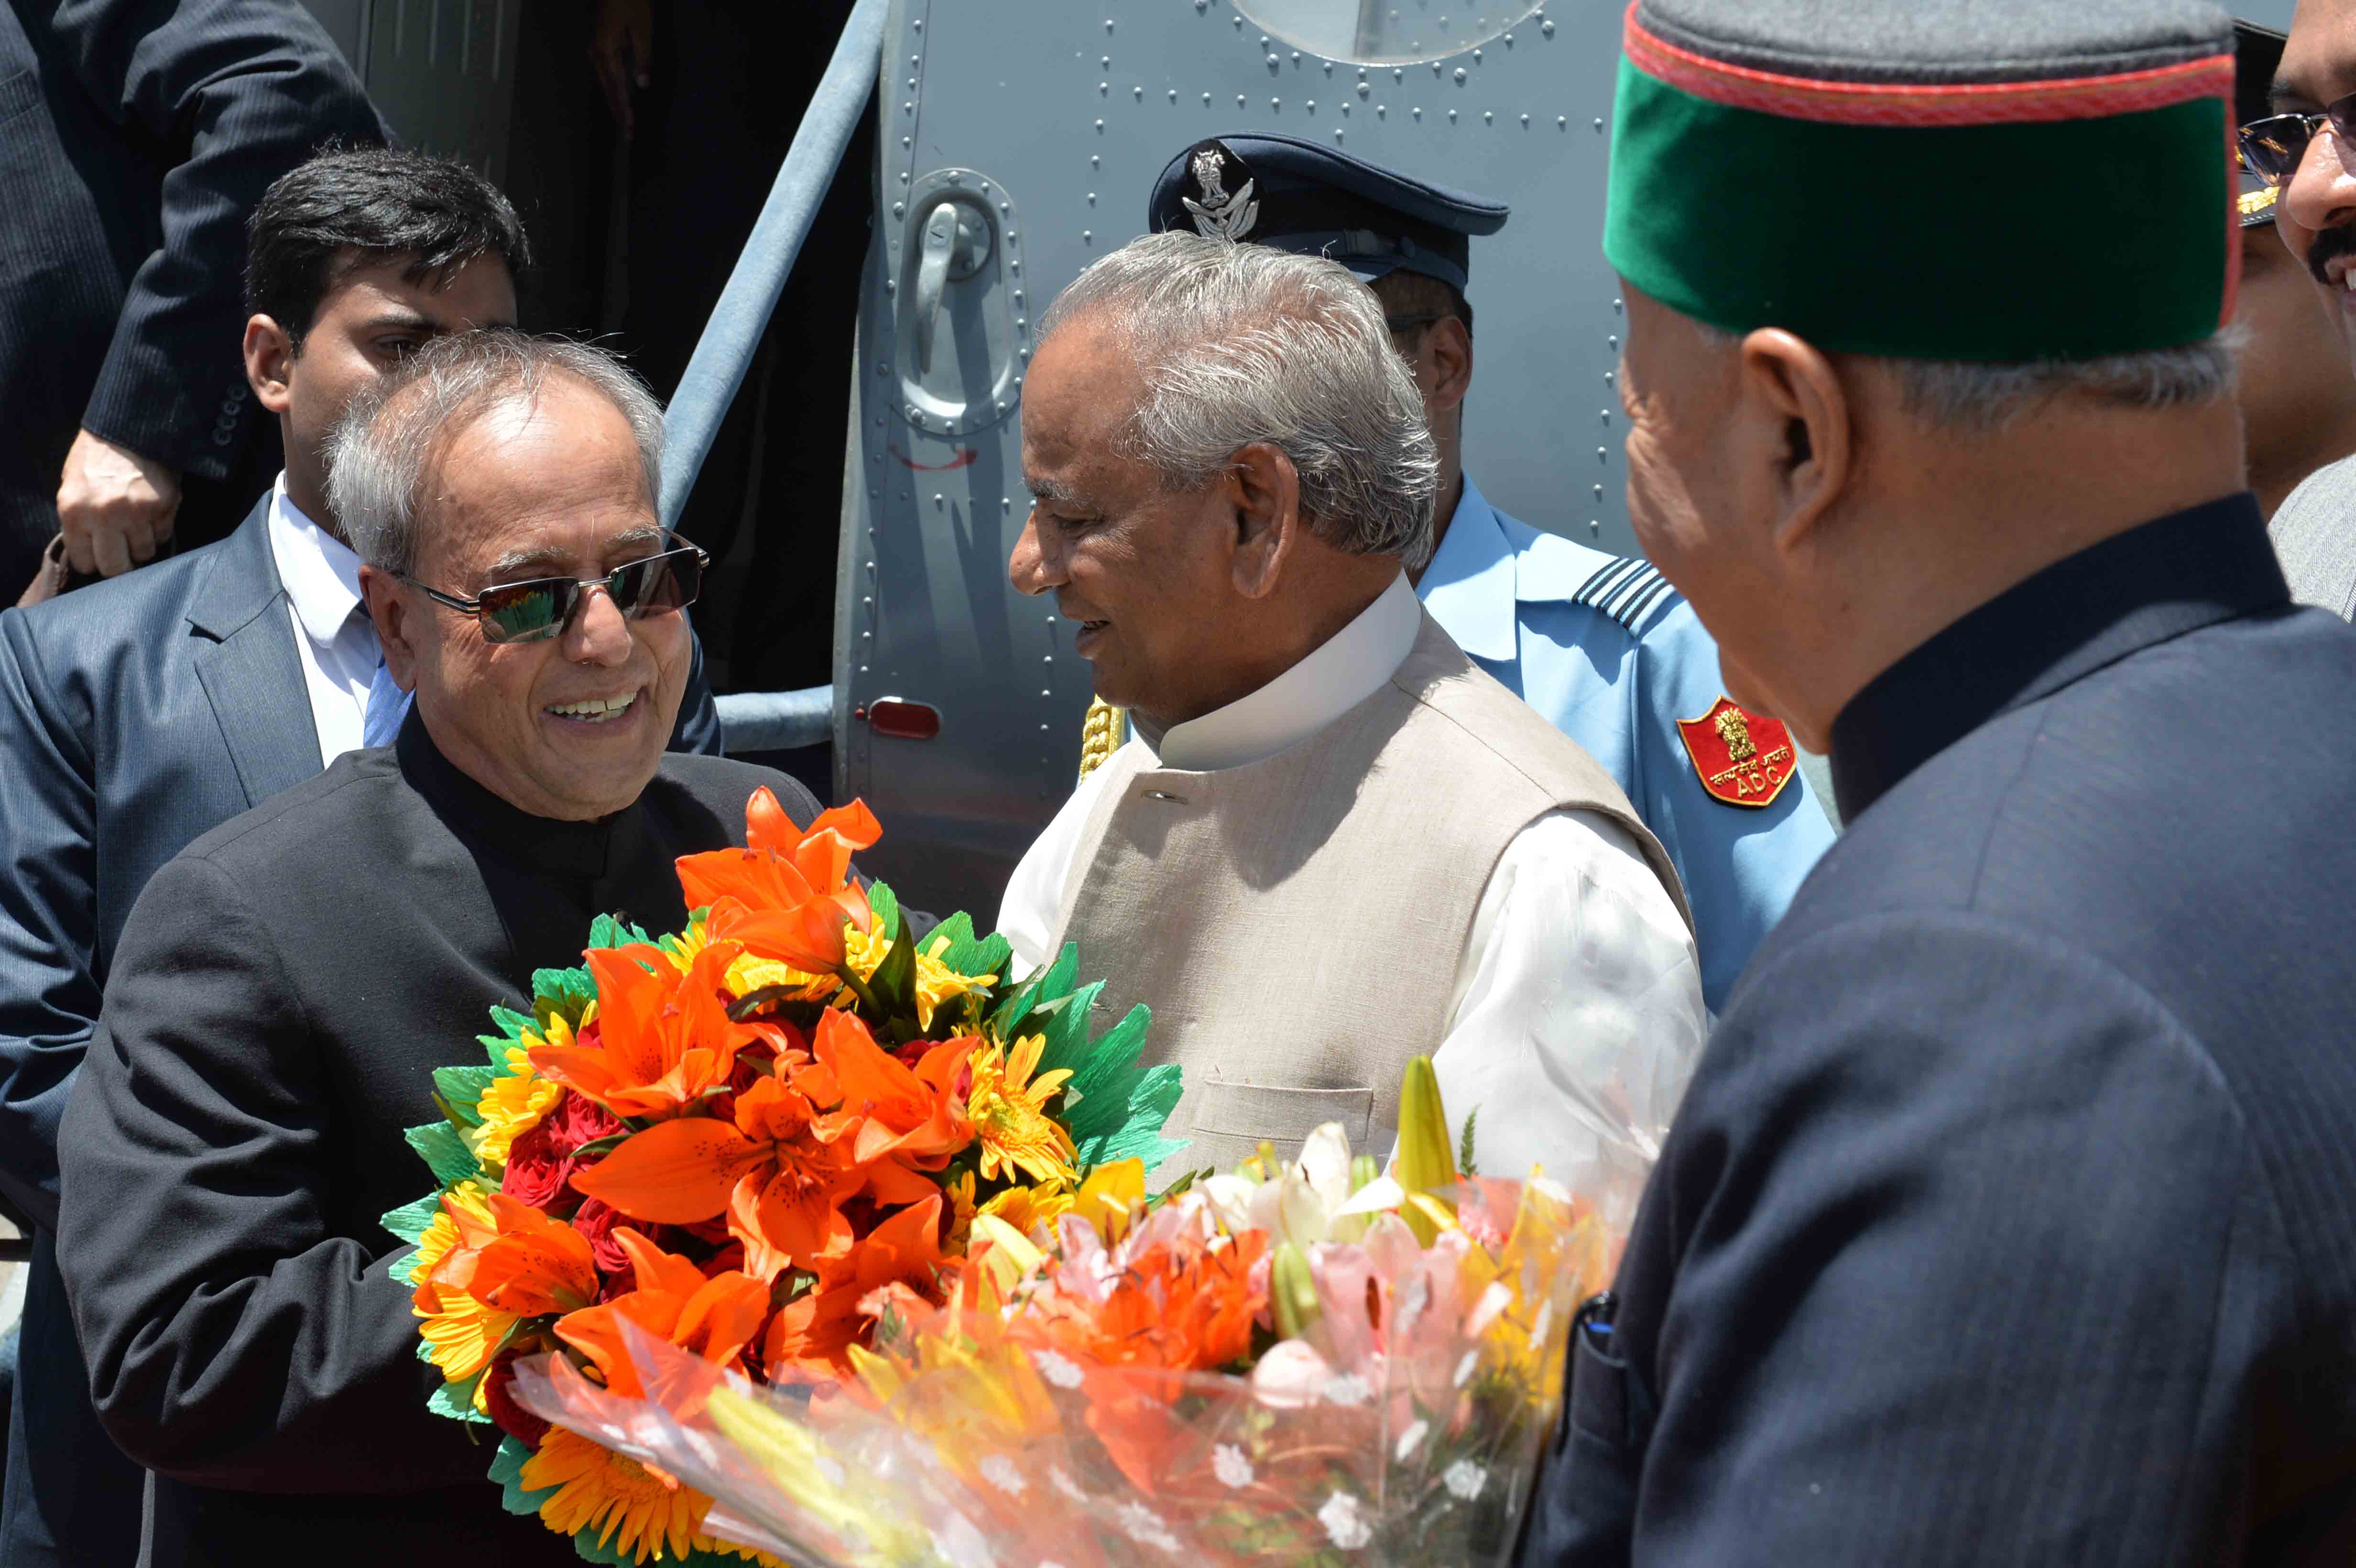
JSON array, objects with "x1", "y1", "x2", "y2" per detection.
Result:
[
  {"x1": 59, "y1": 850, "x2": 478, "y2": 1492},
  {"x1": 0, "y1": 608, "x2": 99, "y2": 1230},
  {"x1": 1529, "y1": 915, "x2": 2297, "y2": 1567},
  {"x1": 44, "y1": 0, "x2": 387, "y2": 479}
]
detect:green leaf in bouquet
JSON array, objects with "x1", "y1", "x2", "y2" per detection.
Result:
[
  {"x1": 1068, "y1": 1052, "x2": 1189, "y2": 1172},
  {"x1": 866, "y1": 905, "x2": 919, "y2": 1024},
  {"x1": 531, "y1": 965, "x2": 598, "y2": 1032},
  {"x1": 1458, "y1": 1106, "x2": 1481, "y2": 1179},
  {"x1": 427, "y1": 1373, "x2": 494, "y2": 1426},
  {"x1": 986, "y1": 943, "x2": 1080, "y2": 1040},
  {"x1": 381, "y1": 1191, "x2": 446, "y2": 1248},
  {"x1": 479, "y1": 1003, "x2": 534, "y2": 1057},
  {"x1": 490, "y1": 1432, "x2": 551, "y2": 1515},
  {"x1": 1049, "y1": 1002, "x2": 1187, "y2": 1169},
  {"x1": 925, "y1": 912, "x2": 1016, "y2": 988},
  {"x1": 433, "y1": 1065, "x2": 498, "y2": 1128},
  {"x1": 1028, "y1": 980, "x2": 1105, "y2": 1080},
  {"x1": 866, "y1": 880, "x2": 902, "y2": 943},
  {"x1": 405, "y1": 1120, "x2": 480, "y2": 1187}
]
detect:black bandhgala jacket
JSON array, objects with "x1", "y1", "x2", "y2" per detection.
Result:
[
  {"x1": 1523, "y1": 497, "x2": 2356, "y2": 1567},
  {"x1": 59, "y1": 716, "x2": 817, "y2": 1567}
]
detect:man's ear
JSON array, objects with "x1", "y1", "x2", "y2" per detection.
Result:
[
  {"x1": 359, "y1": 566, "x2": 420, "y2": 693},
  {"x1": 1225, "y1": 441, "x2": 1303, "y2": 600},
  {"x1": 1424, "y1": 316, "x2": 1474, "y2": 419},
  {"x1": 244, "y1": 315, "x2": 298, "y2": 416},
  {"x1": 1736, "y1": 328, "x2": 1853, "y2": 552}
]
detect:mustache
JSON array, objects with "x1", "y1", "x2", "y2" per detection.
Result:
[{"x1": 2308, "y1": 220, "x2": 2356, "y2": 287}]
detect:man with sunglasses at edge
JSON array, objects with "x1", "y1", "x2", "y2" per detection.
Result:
[
  {"x1": 0, "y1": 148, "x2": 727, "y2": 1568},
  {"x1": 2251, "y1": 0, "x2": 2356, "y2": 617},
  {"x1": 52, "y1": 328, "x2": 817, "y2": 1568}
]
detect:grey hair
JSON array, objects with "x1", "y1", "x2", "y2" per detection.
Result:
[
  {"x1": 1040, "y1": 231, "x2": 1440, "y2": 564},
  {"x1": 325, "y1": 328, "x2": 665, "y2": 575},
  {"x1": 1691, "y1": 318, "x2": 2240, "y2": 435}
]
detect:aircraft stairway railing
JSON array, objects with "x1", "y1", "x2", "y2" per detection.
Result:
[
  {"x1": 673, "y1": 0, "x2": 882, "y2": 764},
  {"x1": 716, "y1": 685, "x2": 833, "y2": 754}
]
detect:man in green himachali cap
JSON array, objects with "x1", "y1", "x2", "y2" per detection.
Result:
[{"x1": 1519, "y1": 2, "x2": 2356, "y2": 1564}]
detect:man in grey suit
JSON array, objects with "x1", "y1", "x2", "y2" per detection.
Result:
[
  {"x1": 0, "y1": 147, "x2": 720, "y2": 1567},
  {"x1": 2253, "y1": 0, "x2": 2356, "y2": 617}
]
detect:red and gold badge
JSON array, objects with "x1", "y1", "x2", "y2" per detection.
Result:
[{"x1": 1676, "y1": 697, "x2": 1798, "y2": 809}]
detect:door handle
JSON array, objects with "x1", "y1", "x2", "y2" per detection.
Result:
[{"x1": 911, "y1": 199, "x2": 991, "y2": 375}]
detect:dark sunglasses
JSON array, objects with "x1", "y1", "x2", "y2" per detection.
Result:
[
  {"x1": 2239, "y1": 96, "x2": 2356, "y2": 187},
  {"x1": 401, "y1": 540, "x2": 708, "y2": 645}
]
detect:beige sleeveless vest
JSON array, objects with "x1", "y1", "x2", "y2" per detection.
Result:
[{"x1": 1046, "y1": 610, "x2": 1692, "y2": 1177}]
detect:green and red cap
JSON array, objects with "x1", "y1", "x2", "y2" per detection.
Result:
[{"x1": 1604, "y1": 0, "x2": 2238, "y2": 360}]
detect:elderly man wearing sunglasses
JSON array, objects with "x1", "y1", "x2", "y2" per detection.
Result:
[
  {"x1": 2252, "y1": 0, "x2": 2356, "y2": 620},
  {"x1": 51, "y1": 331, "x2": 849, "y2": 1565}
]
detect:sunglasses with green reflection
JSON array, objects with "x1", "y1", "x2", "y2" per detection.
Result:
[{"x1": 398, "y1": 540, "x2": 709, "y2": 646}]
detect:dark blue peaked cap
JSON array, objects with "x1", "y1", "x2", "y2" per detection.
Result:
[{"x1": 1146, "y1": 131, "x2": 1507, "y2": 294}]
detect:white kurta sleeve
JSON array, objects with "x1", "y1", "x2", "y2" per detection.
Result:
[
  {"x1": 1425, "y1": 807, "x2": 1707, "y2": 1224},
  {"x1": 993, "y1": 750, "x2": 1127, "y2": 979}
]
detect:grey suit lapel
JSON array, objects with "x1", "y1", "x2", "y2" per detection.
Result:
[{"x1": 189, "y1": 499, "x2": 321, "y2": 807}]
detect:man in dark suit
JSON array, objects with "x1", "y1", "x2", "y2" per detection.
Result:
[
  {"x1": 1522, "y1": 1, "x2": 2356, "y2": 1563},
  {"x1": 56, "y1": 329, "x2": 819, "y2": 1566},
  {"x1": 0, "y1": 0, "x2": 389, "y2": 601},
  {"x1": 0, "y1": 149, "x2": 721, "y2": 1568}
]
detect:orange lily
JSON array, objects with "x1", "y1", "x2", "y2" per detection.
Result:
[
  {"x1": 425, "y1": 1193, "x2": 602, "y2": 1318},
  {"x1": 554, "y1": 1229, "x2": 771, "y2": 1400},
  {"x1": 676, "y1": 791, "x2": 882, "y2": 974},
  {"x1": 811, "y1": 1010, "x2": 973, "y2": 1172},
  {"x1": 764, "y1": 1195, "x2": 951, "y2": 1380},
  {"x1": 570, "y1": 1073, "x2": 873, "y2": 1275},
  {"x1": 527, "y1": 938, "x2": 759, "y2": 1121}
]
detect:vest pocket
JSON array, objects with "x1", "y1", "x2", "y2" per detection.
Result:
[{"x1": 1187, "y1": 1081, "x2": 1375, "y2": 1169}]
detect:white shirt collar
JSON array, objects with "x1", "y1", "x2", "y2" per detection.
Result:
[
  {"x1": 266, "y1": 474, "x2": 366, "y2": 648},
  {"x1": 1146, "y1": 571, "x2": 1422, "y2": 772},
  {"x1": 1414, "y1": 475, "x2": 1519, "y2": 662}
]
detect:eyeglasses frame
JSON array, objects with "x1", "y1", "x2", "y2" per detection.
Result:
[
  {"x1": 2239, "y1": 96, "x2": 2356, "y2": 188},
  {"x1": 397, "y1": 538, "x2": 710, "y2": 646}
]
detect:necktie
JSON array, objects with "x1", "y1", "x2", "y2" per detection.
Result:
[{"x1": 362, "y1": 656, "x2": 411, "y2": 749}]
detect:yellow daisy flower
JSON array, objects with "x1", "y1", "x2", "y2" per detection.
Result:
[
  {"x1": 410, "y1": 1183, "x2": 514, "y2": 1391},
  {"x1": 521, "y1": 1428, "x2": 713, "y2": 1564},
  {"x1": 964, "y1": 1034, "x2": 1078, "y2": 1186},
  {"x1": 977, "y1": 1177, "x2": 1074, "y2": 1239},
  {"x1": 721, "y1": 925, "x2": 996, "y2": 1033},
  {"x1": 469, "y1": 1028, "x2": 566, "y2": 1169},
  {"x1": 943, "y1": 1170, "x2": 978, "y2": 1254}
]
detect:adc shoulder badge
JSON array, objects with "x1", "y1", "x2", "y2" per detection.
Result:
[{"x1": 1676, "y1": 697, "x2": 1797, "y2": 809}]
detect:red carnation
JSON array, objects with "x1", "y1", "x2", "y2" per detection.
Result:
[
  {"x1": 480, "y1": 1354, "x2": 550, "y2": 1446},
  {"x1": 545, "y1": 1089, "x2": 622, "y2": 1149},
  {"x1": 501, "y1": 1119, "x2": 569, "y2": 1210},
  {"x1": 572, "y1": 1197, "x2": 634, "y2": 1282}
]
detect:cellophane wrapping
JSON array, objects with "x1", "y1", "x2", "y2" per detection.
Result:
[{"x1": 511, "y1": 1162, "x2": 1621, "y2": 1568}]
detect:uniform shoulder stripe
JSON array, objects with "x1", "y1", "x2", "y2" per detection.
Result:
[{"x1": 1571, "y1": 555, "x2": 1679, "y2": 635}]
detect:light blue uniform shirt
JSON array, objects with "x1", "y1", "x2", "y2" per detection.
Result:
[{"x1": 1418, "y1": 477, "x2": 1834, "y2": 1012}]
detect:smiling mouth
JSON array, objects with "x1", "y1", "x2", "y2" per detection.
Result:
[{"x1": 545, "y1": 692, "x2": 638, "y2": 724}]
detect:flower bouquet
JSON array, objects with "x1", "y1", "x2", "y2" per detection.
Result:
[
  {"x1": 383, "y1": 790, "x2": 1187, "y2": 1564},
  {"x1": 504, "y1": 1057, "x2": 1619, "y2": 1568}
]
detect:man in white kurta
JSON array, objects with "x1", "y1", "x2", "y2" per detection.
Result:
[{"x1": 996, "y1": 231, "x2": 1703, "y2": 1197}]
